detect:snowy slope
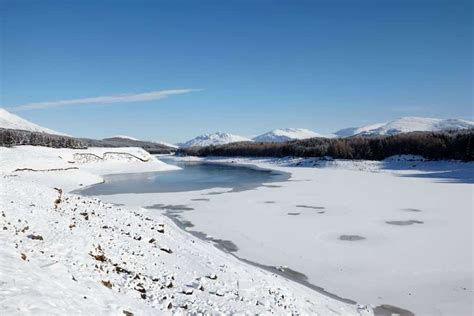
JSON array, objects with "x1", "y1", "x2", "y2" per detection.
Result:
[
  {"x1": 335, "y1": 117, "x2": 474, "y2": 137},
  {"x1": 0, "y1": 108, "x2": 66, "y2": 135},
  {"x1": 180, "y1": 132, "x2": 251, "y2": 147},
  {"x1": 371, "y1": 117, "x2": 474, "y2": 135},
  {"x1": 334, "y1": 123, "x2": 386, "y2": 137},
  {"x1": 108, "y1": 135, "x2": 139, "y2": 141},
  {"x1": 253, "y1": 128, "x2": 321, "y2": 142}
]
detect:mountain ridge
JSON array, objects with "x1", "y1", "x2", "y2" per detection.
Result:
[
  {"x1": 0, "y1": 108, "x2": 66, "y2": 135},
  {"x1": 179, "y1": 132, "x2": 251, "y2": 148},
  {"x1": 253, "y1": 128, "x2": 321, "y2": 142},
  {"x1": 334, "y1": 117, "x2": 474, "y2": 137}
]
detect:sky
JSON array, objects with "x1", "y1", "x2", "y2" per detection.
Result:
[{"x1": 1, "y1": 0, "x2": 472, "y2": 143}]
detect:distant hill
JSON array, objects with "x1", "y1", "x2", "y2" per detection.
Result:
[
  {"x1": 335, "y1": 117, "x2": 474, "y2": 137},
  {"x1": 108, "y1": 135, "x2": 139, "y2": 141},
  {"x1": 179, "y1": 132, "x2": 251, "y2": 147},
  {"x1": 253, "y1": 128, "x2": 321, "y2": 142},
  {"x1": 0, "y1": 130, "x2": 175, "y2": 154},
  {"x1": 87, "y1": 137, "x2": 176, "y2": 153},
  {"x1": 106, "y1": 136, "x2": 178, "y2": 149}
]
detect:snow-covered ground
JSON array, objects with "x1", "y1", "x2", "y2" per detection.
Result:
[
  {"x1": 95, "y1": 155, "x2": 474, "y2": 316},
  {"x1": 0, "y1": 146, "x2": 370, "y2": 315}
]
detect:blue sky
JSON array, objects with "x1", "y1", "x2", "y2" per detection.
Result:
[{"x1": 1, "y1": 0, "x2": 472, "y2": 142}]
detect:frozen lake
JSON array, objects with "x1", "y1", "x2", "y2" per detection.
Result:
[
  {"x1": 78, "y1": 158, "x2": 289, "y2": 195},
  {"x1": 81, "y1": 156, "x2": 473, "y2": 316}
]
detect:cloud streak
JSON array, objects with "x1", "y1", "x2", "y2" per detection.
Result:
[{"x1": 8, "y1": 89, "x2": 200, "y2": 111}]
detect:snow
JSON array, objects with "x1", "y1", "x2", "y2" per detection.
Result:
[
  {"x1": 99, "y1": 155, "x2": 473, "y2": 316},
  {"x1": 335, "y1": 117, "x2": 474, "y2": 137},
  {"x1": 107, "y1": 135, "x2": 139, "y2": 140},
  {"x1": 0, "y1": 145, "x2": 369, "y2": 315},
  {"x1": 253, "y1": 128, "x2": 322, "y2": 142},
  {"x1": 334, "y1": 123, "x2": 386, "y2": 137},
  {"x1": 0, "y1": 108, "x2": 66, "y2": 135},
  {"x1": 179, "y1": 132, "x2": 251, "y2": 147}
]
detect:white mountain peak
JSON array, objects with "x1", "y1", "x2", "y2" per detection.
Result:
[
  {"x1": 180, "y1": 132, "x2": 251, "y2": 147},
  {"x1": 253, "y1": 128, "x2": 321, "y2": 142},
  {"x1": 0, "y1": 108, "x2": 66, "y2": 135}
]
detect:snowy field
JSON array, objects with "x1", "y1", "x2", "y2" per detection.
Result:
[
  {"x1": 0, "y1": 146, "x2": 370, "y2": 315},
  {"x1": 93, "y1": 155, "x2": 474, "y2": 316}
]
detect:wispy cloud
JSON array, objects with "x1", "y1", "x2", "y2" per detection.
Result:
[{"x1": 8, "y1": 89, "x2": 200, "y2": 111}]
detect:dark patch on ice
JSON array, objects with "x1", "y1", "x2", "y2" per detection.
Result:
[
  {"x1": 263, "y1": 201, "x2": 276, "y2": 204},
  {"x1": 401, "y1": 208, "x2": 422, "y2": 212},
  {"x1": 189, "y1": 231, "x2": 238, "y2": 252},
  {"x1": 187, "y1": 230, "x2": 238, "y2": 252},
  {"x1": 339, "y1": 235, "x2": 366, "y2": 241},
  {"x1": 179, "y1": 220, "x2": 195, "y2": 228},
  {"x1": 204, "y1": 191, "x2": 227, "y2": 195},
  {"x1": 386, "y1": 220, "x2": 424, "y2": 226},
  {"x1": 110, "y1": 202, "x2": 125, "y2": 206},
  {"x1": 261, "y1": 184, "x2": 282, "y2": 188},
  {"x1": 296, "y1": 205, "x2": 325, "y2": 210},
  {"x1": 236, "y1": 258, "x2": 358, "y2": 305},
  {"x1": 287, "y1": 212, "x2": 301, "y2": 216},
  {"x1": 211, "y1": 239, "x2": 239, "y2": 252},
  {"x1": 191, "y1": 198, "x2": 210, "y2": 201},
  {"x1": 275, "y1": 266, "x2": 309, "y2": 281},
  {"x1": 317, "y1": 211, "x2": 326, "y2": 214},
  {"x1": 374, "y1": 304, "x2": 415, "y2": 316},
  {"x1": 162, "y1": 213, "x2": 238, "y2": 252},
  {"x1": 145, "y1": 204, "x2": 194, "y2": 212}
]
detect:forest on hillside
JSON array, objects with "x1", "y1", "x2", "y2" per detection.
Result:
[
  {"x1": 0, "y1": 128, "x2": 174, "y2": 154},
  {"x1": 179, "y1": 129, "x2": 474, "y2": 161}
]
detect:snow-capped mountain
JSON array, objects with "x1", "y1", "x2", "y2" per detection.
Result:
[
  {"x1": 253, "y1": 128, "x2": 321, "y2": 142},
  {"x1": 107, "y1": 135, "x2": 139, "y2": 141},
  {"x1": 0, "y1": 108, "x2": 66, "y2": 135},
  {"x1": 335, "y1": 117, "x2": 474, "y2": 137},
  {"x1": 154, "y1": 140, "x2": 178, "y2": 149},
  {"x1": 180, "y1": 132, "x2": 251, "y2": 147},
  {"x1": 334, "y1": 123, "x2": 386, "y2": 138}
]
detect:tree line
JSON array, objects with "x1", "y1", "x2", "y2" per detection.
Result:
[
  {"x1": 0, "y1": 128, "x2": 86, "y2": 149},
  {"x1": 179, "y1": 129, "x2": 474, "y2": 161},
  {"x1": 0, "y1": 128, "x2": 174, "y2": 154}
]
